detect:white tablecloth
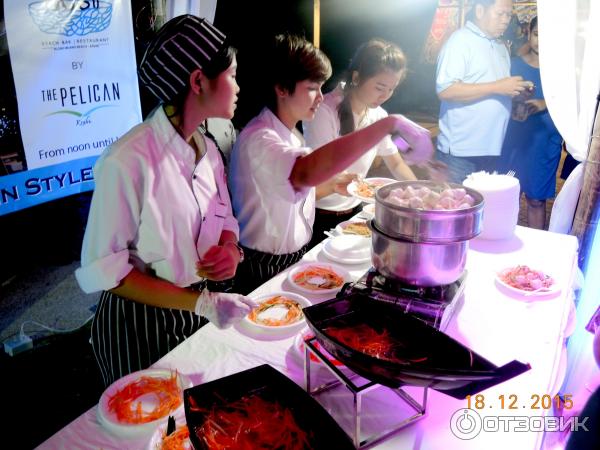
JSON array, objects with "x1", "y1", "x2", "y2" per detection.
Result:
[{"x1": 38, "y1": 225, "x2": 579, "y2": 450}]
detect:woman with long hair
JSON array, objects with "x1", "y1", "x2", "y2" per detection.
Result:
[{"x1": 303, "y1": 38, "x2": 419, "y2": 243}]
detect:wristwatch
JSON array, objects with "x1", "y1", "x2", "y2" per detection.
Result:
[{"x1": 227, "y1": 241, "x2": 245, "y2": 263}]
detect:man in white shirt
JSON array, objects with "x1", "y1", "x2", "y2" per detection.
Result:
[{"x1": 436, "y1": 0, "x2": 531, "y2": 183}]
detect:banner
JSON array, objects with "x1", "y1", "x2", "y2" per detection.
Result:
[{"x1": 1, "y1": 0, "x2": 141, "y2": 215}]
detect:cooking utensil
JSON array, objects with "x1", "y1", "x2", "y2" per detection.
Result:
[
  {"x1": 368, "y1": 220, "x2": 467, "y2": 286},
  {"x1": 302, "y1": 294, "x2": 531, "y2": 398},
  {"x1": 374, "y1": 180, "x2": 484, "y2": 243},
  {"x1": 166, "y1": 415, "x2": 176, "y2": 436}
]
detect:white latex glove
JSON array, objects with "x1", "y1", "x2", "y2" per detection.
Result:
[
  {"x1": 194, "y1": 289, "x2": 258, "y2": 329},
  {"x1": 332, "y1": 172, "x2": 358, "y2": 196},
  {"x1": 389, "y1": 114, "x2": 434, "y2": 165}
]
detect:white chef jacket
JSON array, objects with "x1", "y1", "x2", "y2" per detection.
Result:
[
  {"x1": 229, "y1": 108, "x2": 315, "y2": 254},
  {"x1": 303, "y1": 84, "x2": 397, "y2": 211},
  {"x1": 76, "y1": 106, "x2": 239, "y2": 293}
]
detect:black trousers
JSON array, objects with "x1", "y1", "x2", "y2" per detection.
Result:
[
  {"x1": 90, "y1": 291, "x2": 208, "y2": 387},
  {"x1": 233, "y1": 244, "x2": 310, "y2": 295}
]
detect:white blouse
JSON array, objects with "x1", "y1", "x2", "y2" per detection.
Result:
[
  {"x1": 303, "y1": 84, "x2": 397, "y2": 211},
  {"x1": 76, "y1": 106, "x2": 239, "y2": 293},
  {"x1": 229, "y1": 108, "x2": 315, "y2": 255}
]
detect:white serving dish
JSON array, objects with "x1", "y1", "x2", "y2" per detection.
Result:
[
  {"x1": 321, "y1": 234, "x2": 371, "y2": 265},
  {"x1": 287, "y1": 262, "x2": 351, "y2": 295},
  {"x1": 97, "y1": 369, "x2": 191, "y2": 439},
  {"x1": 241, "y1": 291, "x2": 311, "y2": 338}
]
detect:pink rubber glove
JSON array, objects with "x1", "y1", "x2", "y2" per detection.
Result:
[
  {"x1": 390, "y1": 114, "x2": 434, "y2": 165},
  {"x1": 194, "y1": 289, "x2": 257, "y2": 329}
]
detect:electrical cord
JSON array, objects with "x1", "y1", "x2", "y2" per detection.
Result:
[
  {"x1": 18, "y1": 314, "x2": 95, "y2": 339},
  {"x1": 2, "y1": 315, "x2": 95, "y2": 355}
]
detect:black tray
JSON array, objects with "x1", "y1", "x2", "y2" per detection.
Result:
[
  {"x1": 303, "y1": 294, "x2": 530, "y2": 399},
  {"x1": 184, "y1": 364, "x2": 354, "y2": 449}
]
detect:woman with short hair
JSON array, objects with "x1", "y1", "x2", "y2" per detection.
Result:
[{"x1": 229, "y1": 34, "x2": 433, "y2": 294}]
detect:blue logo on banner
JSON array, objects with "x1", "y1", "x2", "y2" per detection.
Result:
[{"x1": 29, "y1": 1, "x2": 113, "y2": 36}]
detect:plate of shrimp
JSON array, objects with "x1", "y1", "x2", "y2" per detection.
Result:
[{"x1": 496, "y1": 265, "x2": 560, "y2": 298}]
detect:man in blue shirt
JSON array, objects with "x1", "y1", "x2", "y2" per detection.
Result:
[{"x1": 435, "y1": 0, "x2": 532, "y2": 183}]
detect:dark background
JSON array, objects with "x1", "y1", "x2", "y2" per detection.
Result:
[{"x1": 213, "y1": 0, "x2": 440, "y2": 129}]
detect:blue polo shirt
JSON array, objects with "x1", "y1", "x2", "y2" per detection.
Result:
[{"x1": 436, "y1": 21, "x2": 511, "y2": 157}]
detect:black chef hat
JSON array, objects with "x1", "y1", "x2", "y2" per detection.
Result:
[{"x1": 138, "y1": 15, "x2": 227, "y2": 103}]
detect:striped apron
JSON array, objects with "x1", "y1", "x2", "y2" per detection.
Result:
[
  {"x1": 90, "y1": 288, "x2": 208, "y2": 387},
  {"x1": 234, "y1": 244, "x2": 309, "y2": 295}
]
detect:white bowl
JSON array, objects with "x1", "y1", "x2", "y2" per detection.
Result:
[
  {"x1": 288, "y1": 262, "x2": 350, "y2": 295},
  {"x1": 326, "y1": 234, "x2": 370, "y2": 258},
  {"x1": 322, "y1": 235, "x2": 372, "y2": 265},
  {"x1": 97, "y1": 369, "x2": 191, "y2": 439},
  {"x1": 242, "y1": 291, "x2": 311, "y2": 337}
]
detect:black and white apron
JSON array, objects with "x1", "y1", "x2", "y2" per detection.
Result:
[
  {"x1": 234, "y1": 244, "x2": 310, "y2": 295},
  {"x1": 91, "y1": 136, "x2": 232, "y2": 387},
  {"x1": 91, "y1": 289, "x2": 207, "y2": 387}
]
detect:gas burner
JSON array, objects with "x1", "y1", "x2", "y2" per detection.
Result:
[
  {"x1": 338, "y1": 269, "x2": 467, "y2": 330},
  {"x1": 363, "y1": 268, "x2": 466, "y2": 302}
]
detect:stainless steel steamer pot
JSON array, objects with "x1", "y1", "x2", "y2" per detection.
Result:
[
  {"x1": 374, "y1": 181, "x2": 484, "y2": 243},
  {"x1": 368, "y1": 220, "x2": 468, "y2": 286}
]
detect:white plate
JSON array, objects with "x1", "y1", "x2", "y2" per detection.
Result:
[
  {"x1": 321, "y1": 235, "x2": 371, "y2": 265},
  {"x1": 146, "y1": 413, "x2": 191, "y2": 450},
  {"x1": 495, "y1": 267, "x2": 560, "y2": 299},
  {"x1": 288, "y1": 262, "x2": 351, "y2": 295},
  {"x1": 322, "y1": 243, "x2": 371, "y2": 265},
  {"x1": 241, "y1": 291, "x2": 311, "y2": 338},
  {"x1": 335, "y1": 219, "x2": 371, "y2": 237},
  {"x1": 98, "y1": 369, "x2": 192, "y2": 439},
  {"x1": 347, "y1": 177, "x2": 395, "y2": 203}
]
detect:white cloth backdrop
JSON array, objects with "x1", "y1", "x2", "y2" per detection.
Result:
[
  {"x1": 538, "y1": 0, "x2": 600, "y2": 430},
  {"x1": 539, "y1": 0, "x2": 600, "y2": 233}
]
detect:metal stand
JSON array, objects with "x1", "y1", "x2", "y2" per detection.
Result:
[{"x1": 304, "y1": 337, "x2": 428, "y2": 449}]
